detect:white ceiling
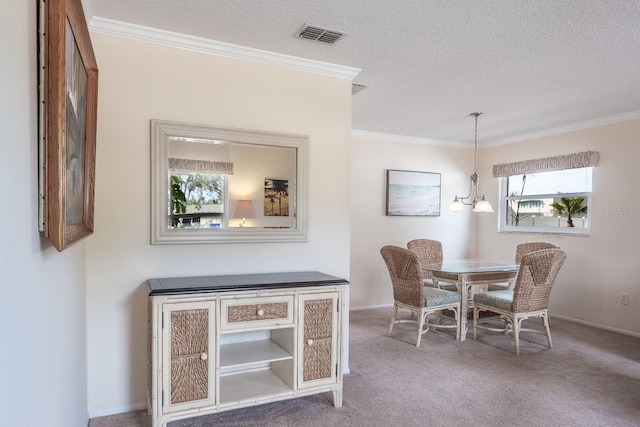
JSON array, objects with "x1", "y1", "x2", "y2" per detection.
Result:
[{"x1": 87, "y1": 0, "x2": 640, "y2": 145}]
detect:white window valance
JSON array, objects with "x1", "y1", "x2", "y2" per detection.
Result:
[
  {"x1": 493, "y1": 151, "x2": 600, "y2": 178},
  {"x1": 168, "y1": 158, "x2": 234, "y2": 175}
]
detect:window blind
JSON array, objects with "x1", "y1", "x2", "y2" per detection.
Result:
[
  {"x1": 168, "y1": 158, "x2": 234, "y2": 175},
  {"x1": 493, "y1": 151, "x2": 599, "y2": 178}
]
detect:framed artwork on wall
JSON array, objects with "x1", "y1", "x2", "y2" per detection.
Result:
[
  {"x1": 264, "y1": 178, "x2": 289, "y2": 216},
  {"x1": 38, "y1": 0, "x2": 99, "y2": 251},
  {"x1": 386, "y1": 169, "x2": 441, "y2": 216}
]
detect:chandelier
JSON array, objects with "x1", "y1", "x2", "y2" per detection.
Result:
[{"x1": 448, "y1": 112, "x2": 494, "y2": 213}]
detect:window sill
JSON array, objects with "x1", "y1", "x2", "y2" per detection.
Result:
[{"x1": 498, "y1": 226, "x2": 590, "y2": 237}]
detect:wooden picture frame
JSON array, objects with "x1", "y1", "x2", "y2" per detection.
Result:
[
  {"x1": 386, "y1": 169, "x2": 441, "y2": 216},
  {"x1": 39, "y1": 0, "x2": 98, "y2": 251}
]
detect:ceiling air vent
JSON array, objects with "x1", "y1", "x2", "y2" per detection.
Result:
[
  {"x1": 295, "y1": 23, "x2": 346, "y2": 45},
  {"x1": 352, "y1": 83, "x2": 367, "y2": 95}
]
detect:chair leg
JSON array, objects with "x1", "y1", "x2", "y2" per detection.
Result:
[
  {"x1": 472, "y1": 306, "x2": 478, "y2": 340},
  {"x1": 416, "y1": 311, "x2": 426, "y2": 347},
  {"x1": 455, "y1": 305, "x2": 461, "y2": 341},
  {"x1": 513, "y1": 316, "x2": 521, "y2": 356},
  {"x1": 388, "y1": 304, "x2": 398, "y2": 336},
  {"x1": 543, "y1": 312, "x2": 553, "y2": 349}
]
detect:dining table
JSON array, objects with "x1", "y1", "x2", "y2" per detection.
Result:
[{"x1": 422, "y1": 260, "x2": 520, "y2": 341}]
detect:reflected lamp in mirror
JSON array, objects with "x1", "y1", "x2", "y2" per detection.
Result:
[{"x1": 232, "y1": 200, "x2": 256, "y2": 227}]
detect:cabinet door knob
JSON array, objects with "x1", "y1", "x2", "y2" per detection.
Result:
[
  {"x1": 307, "y1": 339, "x2": 314, "y2": 346},
  {"x1": 200, "y1": 353, "x2": 208, "y2": 361},
  {"x1": 257, "y1": 309, "x2": 264, "y2": 316}
]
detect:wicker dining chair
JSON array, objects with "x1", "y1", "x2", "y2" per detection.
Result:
[
  {"x1": 487, "y1": 241, "x2": 560, "y2": 291},
  {"x1": 407, "y1": 239, "x2": 457, "y2": 291},
  {"x1": 380, "y1": 245, "x2": 461, "y2": 347},
  {"x1": 472, "y1": 248, "x2": 567, "y2": 355},
  {"x1": 515, "y1": 241, "x2": 561, "y2": 263}
]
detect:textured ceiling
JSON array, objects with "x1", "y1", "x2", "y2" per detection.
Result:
[{"x1": 88, "y1": 0, "x2": 640, "y2": 144}]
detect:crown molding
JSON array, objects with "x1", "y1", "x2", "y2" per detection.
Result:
[
  {"x1": 486, "y1": 110, "x2": 640, "y2": 147},
  {"x1": 351, "y1": 129, "x2": 469, "y2": 148},
  {"x1": 88, "y1": 17, "x2": 361, "y2": 80},
  {"x1": 354, "y1": 109, "x2": 640, "y2": 149}
]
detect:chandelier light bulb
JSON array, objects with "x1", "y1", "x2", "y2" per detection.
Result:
[
  {"x1": 473, "y1": 197, "x2": 494, "y2": 213},
  {"x1": 448, "y1": 197, "x2": 465, "y2": 212}
]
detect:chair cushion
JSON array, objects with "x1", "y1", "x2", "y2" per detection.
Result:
[
  {"x1": 424, "y1": 287, "x2": 461, "y2": 307},
  {"x1": 474, "y1": 290, "x2": 513, "y2": 311}
]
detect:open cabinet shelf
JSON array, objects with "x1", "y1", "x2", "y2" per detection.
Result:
[
  {"x1": 219, "y1": 368, "x2": 294, "y2": 405},
  {"x1": 220, "y1": 338, "x2": 293, "y2": 372}
]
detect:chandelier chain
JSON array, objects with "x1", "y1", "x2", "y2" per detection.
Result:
[{"x1": 473, "y1": 112, "x2": 480, "y2": 174}]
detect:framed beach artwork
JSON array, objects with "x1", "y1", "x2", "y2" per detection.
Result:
[
  {"x1": 386, "y1": 169, "x2": 441, "y2": 216},
  {"x1": 39, "y1": 0, "x2": 99, "y2": 251},
  {"x1": 264, "y1": 178, "x2": 289, "y2": 216}
]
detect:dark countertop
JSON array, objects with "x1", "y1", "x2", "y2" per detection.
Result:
[{"x1": 147, "y1": 271, "x2": 349, "y2": 295}]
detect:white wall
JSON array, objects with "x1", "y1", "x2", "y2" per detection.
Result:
[
  {"x1": 349, "y1": 134, "x2": 476, "y2": 309},
  {"x1": 0, "y1": 1, "x2": 88, "y2": 426},
  {"x1": 86, "y1": 34, "x2": 352, "y2": 415},
  {"x1": 477, "y1": 119, "x2": 640, "y2": 335}
]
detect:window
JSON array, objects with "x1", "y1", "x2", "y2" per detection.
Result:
[
  {"x1": 494, "y1": 151, "x2": 599, "y2": 235},
  {"x1": 499, "y1": 168, "x2": 592, "y2": 234}
]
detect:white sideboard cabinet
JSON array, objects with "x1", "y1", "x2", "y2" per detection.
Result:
[{"x1": 147, "y1": 271, "x2": 348, "y2": 427}]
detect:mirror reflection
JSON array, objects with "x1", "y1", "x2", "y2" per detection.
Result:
[{"x1": 151, "y1": 120, "x2": 307, "y2": 244}]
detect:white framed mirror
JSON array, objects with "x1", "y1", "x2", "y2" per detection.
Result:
[{"x1": 151, "y1": 120, "x2": 308, "y2": 244}]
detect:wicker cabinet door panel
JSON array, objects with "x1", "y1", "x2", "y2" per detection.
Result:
[
  {"x1": 162, "y1": 301, "x2": 215, "y2": 414},
  {"x1": 298, "y1": 293, "x2": 338, "y2": 389}
]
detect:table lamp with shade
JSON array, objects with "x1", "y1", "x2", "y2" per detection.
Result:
[{"x1": 232, "y1": 200, "x2": 256, "y2": 227}]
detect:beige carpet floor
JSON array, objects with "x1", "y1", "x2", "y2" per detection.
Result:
[{"x1": 90, "y1": 308, "x2": 640, "y2": 426}]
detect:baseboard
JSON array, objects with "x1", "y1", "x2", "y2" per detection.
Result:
[
  {"x1": 349, "y1": 303, "x2": 392, "y2": 311},
  {"x1": 549, "y1": 313, "x2": 640, "y2": 338},
  {"x1": 89, "y1": 402, "x2": 147, "y2": 419}
]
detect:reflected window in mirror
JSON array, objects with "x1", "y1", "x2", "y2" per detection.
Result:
[
  {"x1": 168, "y1": 171, "x2": 226, "y2": 229},
  {"x1": 167, "y1": 138, "x2": 231, "y2": 229}
]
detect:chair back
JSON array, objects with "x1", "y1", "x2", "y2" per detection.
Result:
[
  {"x1": 380, "y1": 245, "x2": 425, "y2": 309},
  {"x1": 512, "y1": 248, "x2": 567, "y2": 312},
  {"x1": 515, "y1": 241, "x2": 560, "y2": 263},
  {"x1": 407, "y1": 239, "x2": 443, "y2": 268}
]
